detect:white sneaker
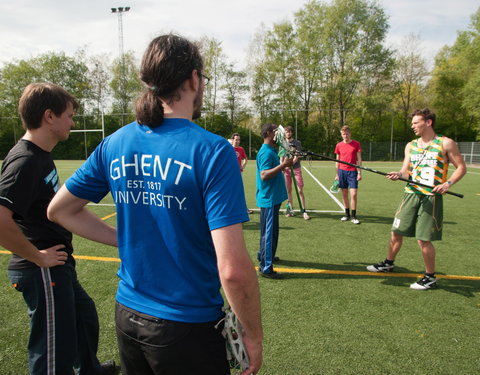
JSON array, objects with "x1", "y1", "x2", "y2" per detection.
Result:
[
  {"x1": 340, "y1": 216, "x2": 351, "y2": 222},
  {"x1": 410, "y1": 275, "x2": 437, "y2": 290},
  {"x1": 351, "y1": 218, "x2": 361, "y2": 224}
]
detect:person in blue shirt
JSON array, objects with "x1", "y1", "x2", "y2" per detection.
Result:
[
  {"x1": 48, "y1": 34, "x2": 263, "y2": 375},
  {"x1": 256, "y1": 123, "x2": 293, "y2": 280}
]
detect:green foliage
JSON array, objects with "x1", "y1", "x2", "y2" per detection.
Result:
[
  {"x1": 429, "y1": 7, "x2": 480, "y2": 141},
  {"x1": 1, "y1": 3, "x2": 479, "y2": 161},
  {"x1": 110, "y1": 51, "x2": 143, "y2": 122}
]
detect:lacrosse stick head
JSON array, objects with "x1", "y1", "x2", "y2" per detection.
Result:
[
  {"x1": 221, "y1": 307, "x2": 250, "y2": 371},
  {"x1": 274, "y1": 125, "x2": 292, "y2": 157},
  {"x1": 330, "y1": 179, "x2": 340, "y2": 193}
]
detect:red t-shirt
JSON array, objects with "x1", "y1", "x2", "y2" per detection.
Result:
[
  {"x1": 334, "y1": 140, "x2": 361, "y2": 171},
  {"x1": 234, "y1": 146, "x2": 247, "y2": 171}
]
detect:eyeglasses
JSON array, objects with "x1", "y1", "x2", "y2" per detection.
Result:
[{"x1": 198, "y1": 72, "x2": 210, "y2": 86}]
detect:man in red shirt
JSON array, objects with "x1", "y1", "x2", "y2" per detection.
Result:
[
  {"x1": 232, "y1": 133, "x2": 253, "y2": 214},
  {"x1": 232, "y1": 133, "x2": 248, "y2": 172},
  {"x1": 334, "y1": 126, "x2": 362, "y2": 224}
]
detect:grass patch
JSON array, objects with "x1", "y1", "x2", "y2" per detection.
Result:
[{"x1": 1, "y1": 160, "x2": 479, "y2": 374}]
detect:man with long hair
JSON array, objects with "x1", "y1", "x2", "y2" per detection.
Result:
[{"x1": 48, "y1": 34, "x2": 262, "y2": 375}]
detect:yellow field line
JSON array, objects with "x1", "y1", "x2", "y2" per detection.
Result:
[
  {"x1": 1, "y1": 250, "x2": 479, "y2": 280},
  {"x1": 101, "y1": 212, "x2": 117, "y2": 220},
  {"x1": 274, "y1": 267, "x2": 480, "y2": 281},
  {"x1": 0, "y1": 250, "x2": 120, "y2": 263}
]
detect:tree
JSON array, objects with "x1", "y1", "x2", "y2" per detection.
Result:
[
  {"x1": 110, "y1": 51, "x2": 143, "y2": 125},
  {"x1": 247, "y1": 25, "x2": 278, "y2": 123},
  {"x1": 323, "y1": 0, "x2": 392, "y2": 126},
  {"x1": 263, "y1": 20, "x2": 300, "y2": 123},
  {"x1": 221, "y1": 63, "x2": 249, "y2": 127},
  {"x1": 198, "y1": 37, "x2": 227, "y2": 119},
  {"x1": 429, "y1": 7, "x2": 480, "y2": 140},
  {"x1": 294, "y1": 0, "x2": 328, "y2": 126},
  {"x1": 87, "y1": 53, "x2": 112, "y2": 114},
  {"x1": 392, "y1": 34, "x2": 429, "y2": 140},
  {"x1": 0, "y1": 52, "x2": 92, "y2": 155}
]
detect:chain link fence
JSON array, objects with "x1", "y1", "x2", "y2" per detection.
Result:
[{"x1": 1, "y1": 113, "x2": 479, "y2": 165}]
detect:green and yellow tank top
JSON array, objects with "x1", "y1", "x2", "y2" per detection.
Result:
[{"x1": 405, "y1": 135, "x2": 448, "y2": 195}]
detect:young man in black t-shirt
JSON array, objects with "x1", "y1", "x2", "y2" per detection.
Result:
[{"x1": 0, "y1": 83, "x2": 116, "y2": 374}]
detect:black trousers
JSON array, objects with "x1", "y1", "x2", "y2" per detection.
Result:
[{"x1": 115, "y1": 302, "x2": 230, "y2": 375}]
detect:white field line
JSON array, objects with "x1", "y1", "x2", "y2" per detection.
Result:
[{"x1": 302, "y1": 166, "x2": 344, "y2": 211}]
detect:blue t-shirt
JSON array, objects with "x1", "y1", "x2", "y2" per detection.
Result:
[
  {"x1": 255, "y1": 143, "x2": 288, "y2": 207},
  {"x1": 66, "y1": 119, "x2": 249, "y2": 323}
]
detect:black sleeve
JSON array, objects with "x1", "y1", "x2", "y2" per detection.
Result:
[{"x1": 0, "y1": 155, "x2": 41, "y2": 218}]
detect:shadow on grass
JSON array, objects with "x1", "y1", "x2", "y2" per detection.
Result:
[
  {"x1": 377, "y1": 277, "x2": 480, "y2": 297},
  {"x1": 245, "y1": 211, "x2": 458, "y2": 226},
  {"x1": 272, "y1": 259, "x2": 480, "y2": 297}
]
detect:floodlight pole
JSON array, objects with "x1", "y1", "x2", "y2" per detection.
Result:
[{"x1": 111, "y1": 6, "x2": 130, "y2": 125}]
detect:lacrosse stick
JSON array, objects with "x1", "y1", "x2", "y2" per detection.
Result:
[
  {"x1": 289, "y1": 147, "x2": 464, "y2": 199},
  {"x1": 216, "y1": 306, "x2": 249, "y2": 372},
  {"x1": 274, "y1": 125, "x2": 304, "y2": 212}
]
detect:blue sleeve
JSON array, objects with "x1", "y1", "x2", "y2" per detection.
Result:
[
  {"x1": 202, "y1": 139, "x2": 249, "y2": 231},
  {"x1": 65, "y1": 141, "x2": 110, "y2": 203},
  {"x1": 257, "y1": 149, "x2": 274, "y2": 172}
]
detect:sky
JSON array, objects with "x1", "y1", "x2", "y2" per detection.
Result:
[{"x1": 0, "y1": 0, "x2": 478, "y2": 70}]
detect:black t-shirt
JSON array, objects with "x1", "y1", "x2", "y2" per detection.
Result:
[{"x1": 0, "y1": 139, "x2": 73, "y2": 269}]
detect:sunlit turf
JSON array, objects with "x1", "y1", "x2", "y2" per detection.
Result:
[{"x1": 1, "y1": 160, "x2": 479, "y2": 374}]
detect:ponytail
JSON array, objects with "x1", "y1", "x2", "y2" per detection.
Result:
[{"x1": 135, "y1": 89, "x2": 165, "y2": 127}]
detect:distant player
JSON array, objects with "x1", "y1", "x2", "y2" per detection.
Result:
[
  {"x1": 281, "y1": 126, "x2": 310, "y2": 220},
  {"x1": 231, "y1": 133, "x2": 253, "y2": 214},
  {"x1": 334, "y1": 125, "x2": 362, "y2": 224}
]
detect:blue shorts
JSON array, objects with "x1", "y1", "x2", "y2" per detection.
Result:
[{"x1": 338, "y1": 170, "x2": 358, "y2": 189}]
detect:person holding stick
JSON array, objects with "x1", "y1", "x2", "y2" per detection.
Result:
[
  {"x1": 281, "y1": 126, "x2": 310, "y2": 220},
  {"x1": 367, "y1": 108, "x2": 466, "y2": 290},
  {"x1": 334, "y1": 125, "x2": 362, "y2": 224},
  {"x1": 256, "y1": 124, "x2": 293, "y2": 279}
]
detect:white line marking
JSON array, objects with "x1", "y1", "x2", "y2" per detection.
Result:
[{"x1": 302, "y1": 166, "x2": 344, "y2": 210}]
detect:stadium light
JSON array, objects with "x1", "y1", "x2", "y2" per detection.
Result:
[{"x1": 110, "y1": 6, "x2": 131, "y2": 125}]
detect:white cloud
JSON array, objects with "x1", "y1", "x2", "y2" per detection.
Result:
[{"x1": 0, "y1": 0, "x2": 477, "y2": 69}]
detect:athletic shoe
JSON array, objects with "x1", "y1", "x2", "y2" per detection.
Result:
[
  {"x1": 303, "y1": 212, "x2": 311, "y2": 220},
  {"x1": 410, "y1": 275, "x2": 437, "y2": 290},
  {"x1": 285, "y1": 203, "x2": 294, "y2": 217},
  {"x1": 366, "y1": 260, "x2": 394, "y2": 273},
  {"x1": 351, "y1": 217, "x2": 361, "y2": 224},
  {"x1": 247, "y1": 209, "x2": 254, "y2": 214},
  {"x1": 100, "y1": 360, "x2": 118, "y2": 375},
  {"x1": 259, "y1": 270, "x2": 283, "y2": 279},
  {"x1": 340, "y1": 216, "x2": 351, "y2": 222}
]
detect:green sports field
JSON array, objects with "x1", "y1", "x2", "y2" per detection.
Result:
[{"x1": 1, "y1": 160, "x2": 479, "y2": 375}]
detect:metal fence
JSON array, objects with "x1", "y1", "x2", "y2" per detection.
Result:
[
  {"x1": 1, "y1": 114, "x2": 479, "y2": 164},
  {"x1": 458, "y1": 142, "x2": 480, "y2": 165}
]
